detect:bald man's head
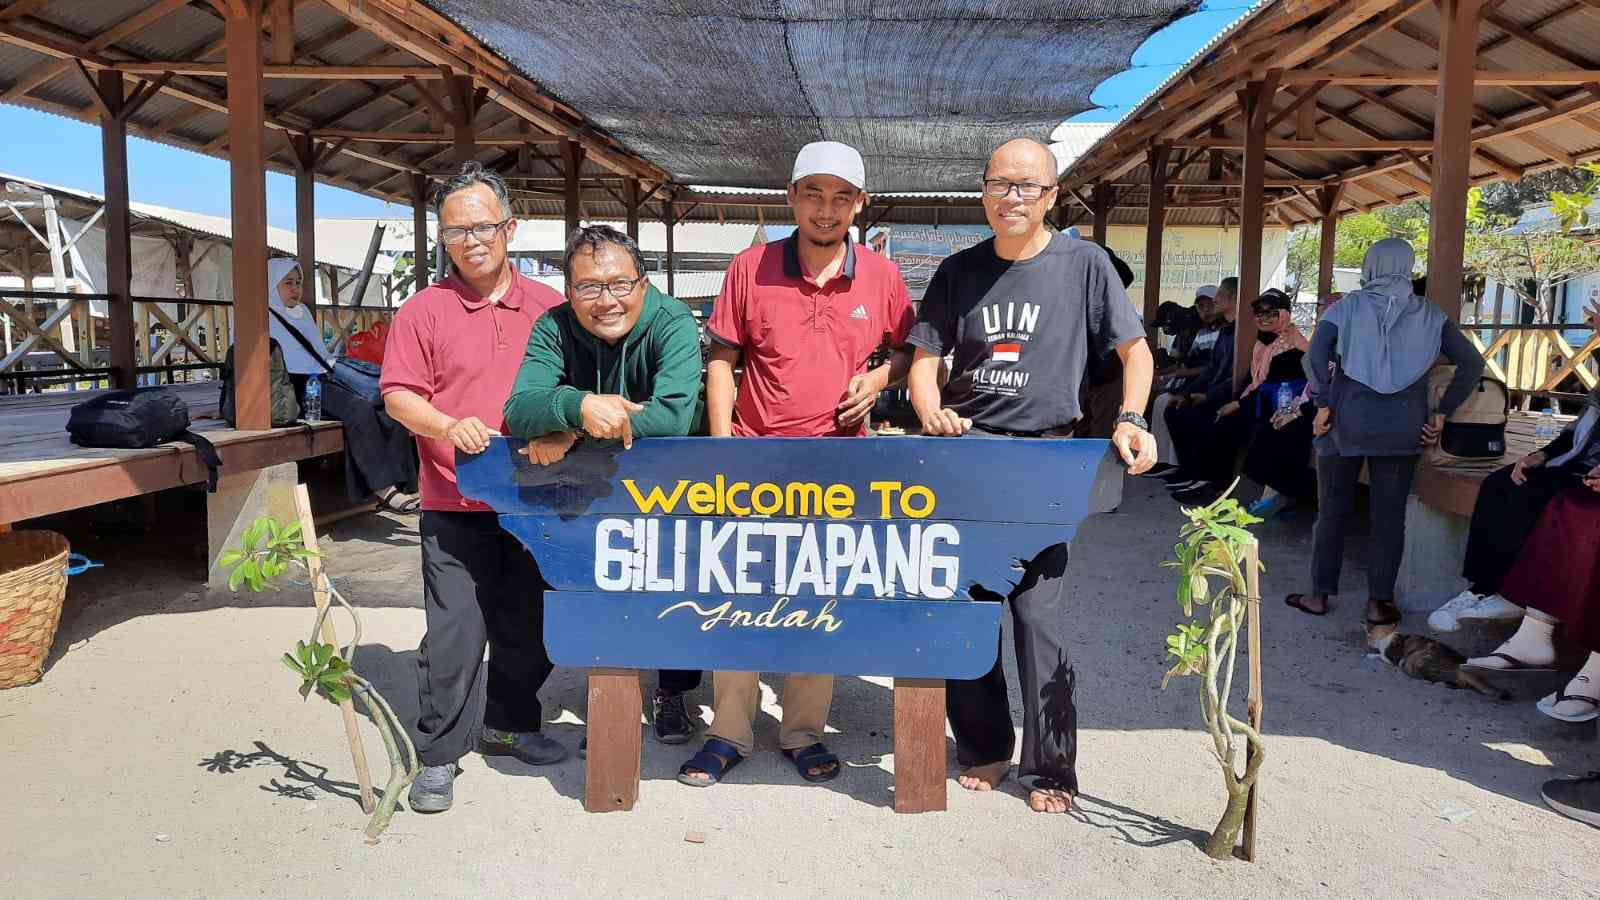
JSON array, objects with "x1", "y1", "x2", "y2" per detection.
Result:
[{"x1": 983, "y1": 138, "x2": 1058, "y2": 183}]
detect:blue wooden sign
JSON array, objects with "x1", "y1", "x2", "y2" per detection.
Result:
[{"x1": 457, "y1": 436, "x2": 1120, "y2": 679}]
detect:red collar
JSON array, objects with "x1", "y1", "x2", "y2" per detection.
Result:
[{"x1": 448, "y1": 271, "x2": 523, "y2": 311}]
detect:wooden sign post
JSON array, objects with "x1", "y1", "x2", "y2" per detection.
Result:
[
  {"x1": 458, "y1": 436, "x2": 1120, "y2": 814},
  {"x1": 1243, "y1": 539, "x2": 1264, "y2": 862}
]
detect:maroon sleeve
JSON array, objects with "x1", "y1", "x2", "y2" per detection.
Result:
[
  {"x1": 379, "y1": 298, "x2": 434, "y2": 398},
  {"x1": 884, "y1": 262, "x2": 915, "y2": 347},
  {"x1": 705, "y1": 255, "x2": 746, "y2": 349}
]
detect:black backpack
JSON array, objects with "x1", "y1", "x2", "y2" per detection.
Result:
[
  {"x1": 66, "y1": 387, "x2": 223, "y2": 491},
  {"x1": 220, "y1": 338, "x2": 300, "y2": 428}
]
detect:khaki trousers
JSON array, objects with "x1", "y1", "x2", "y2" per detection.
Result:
[{"x1": 706, "y1": 671, "x2": 833, "y2": 756}]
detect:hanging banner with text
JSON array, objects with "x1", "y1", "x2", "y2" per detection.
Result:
[{"x1": 458, "y1": 436, "x2": 1120, "y2": 679}]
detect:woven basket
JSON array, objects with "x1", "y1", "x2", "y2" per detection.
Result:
[{"x1": 0, "y1": 530, "x2": 70, "y2": 689}]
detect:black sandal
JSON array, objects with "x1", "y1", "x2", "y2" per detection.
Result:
[
  {"x1": 1285, "y1": 593, "x2": 1330, "y2": 616},
  {"x1": 375, "y1": 489, "x2": 421, "y2": 514},
  {"x1": 782, "y1": 742, "x2": 840, "y2": 783},
  {"x1": 1363, "y1": 600, "x2": 1402, "y2": 628}
]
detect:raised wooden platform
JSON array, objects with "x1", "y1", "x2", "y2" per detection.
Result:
[
  {"x1": 0, "y1": 384, "x2": 344, "y2": 526},
  {"x1": 1412, "y1": 410, "x2": 1575, "y2": 518}
]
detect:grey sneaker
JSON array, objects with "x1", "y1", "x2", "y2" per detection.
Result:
[
  {"x1": 407, "y1": 764, "x2": 455, "y2": 813},
  {"x1": 478, "y1": 727, "x2": 568, "y2": 766},
  {"x1": 1542, "y1": 772, "x2": 1600, "y2": 828}
]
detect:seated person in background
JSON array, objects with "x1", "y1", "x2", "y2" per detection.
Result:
[
  {"x1": 266, "y1": 257, "x2": 334, "y2": 405},
  {"x1": 1169, "y1": 288, "x2": 1306, "y2": 505},
  {"x1": 1240, "y1": 292, "x2": 1341, "y2": 517},
  {"x1": 1145, "y1": 284, "x2": 1222, "y2": 478},
  {"x1": 1152, "y1": 301, "x2": 1202, "y2": 374},
  {"x1": 502, "y1": 224, "x2": 706, "y2": 746}
]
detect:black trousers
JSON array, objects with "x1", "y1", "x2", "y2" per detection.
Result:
[
  {"x1": 1311, "y1": 454, "x2": 1417, "y2": 600},
  {"x1": 946, "y1": 543, "x2": 1078, "y2": 793},
  {"x1": 1462, "y1": 464, "x2": 1579, "y2": 594},
  {"x1": 1243, "y1": 413, "x2": 1315, "y2": 497},
  {"x1": 411, "y1": 511, "x2": 555, "y2": 767},
  {"x1": 1168, "y1": 401, "x2": 1253, "y2": 484}
]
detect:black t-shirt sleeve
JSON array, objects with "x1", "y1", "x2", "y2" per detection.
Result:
[
  {"x1": 906, "y1": 256, "x2": 957, "y2": 355},
  {"x1": 1087, "y1": 247, "x2": 1145, "y2": 357}
]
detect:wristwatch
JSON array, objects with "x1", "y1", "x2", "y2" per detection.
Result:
[{"x1": 1115, "y1": 411, "x2": 1150, "y2": 432}]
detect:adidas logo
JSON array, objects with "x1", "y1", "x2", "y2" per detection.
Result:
[{"x1": 849, "y1": 305, "x2": 868, "y2": 320}]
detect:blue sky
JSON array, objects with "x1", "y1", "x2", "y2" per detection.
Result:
[{"x1": 0, "y1": 3, "x2": 1244, "y2": 230}]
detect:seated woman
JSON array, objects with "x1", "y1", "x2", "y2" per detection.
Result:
[
  {"x1": 1170, "y1": 288, "x2": 1306, "y2": 505},
  {"x1": 1243, "y1": 292, "x2": 1343, "y2": 517},
  {"x1": 266, "y1": 258, "x2": 334, "y2": 405}
]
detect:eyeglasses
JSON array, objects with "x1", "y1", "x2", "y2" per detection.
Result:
[
  {"x1": 981, "y1": 179, "x2": 1055, "y2": 201},
  {"x1": 440, "y1": 219, "x2": 511, "y2": 245},
  {"x1": 1252, "y1": 307, "x2": 1283, "y2": 319},
  {"x1": 572, "y1": 277, "x2": 644, "y2": 301}
]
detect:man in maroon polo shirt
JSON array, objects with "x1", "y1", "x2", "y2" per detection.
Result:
[
  {"x1": 380, "y1": 163, "x2": 566, "y2": 814},
  {"x1": 676, "y1": 141, "x2": 914, "y2": 788}
]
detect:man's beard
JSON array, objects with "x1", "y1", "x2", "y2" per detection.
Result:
[{"x1": 804, "y1": 231, "x2": 845, "y2": 249}]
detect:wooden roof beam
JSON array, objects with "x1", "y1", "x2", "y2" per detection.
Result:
[
  {"x1": 101, "y1": 62, "x2": 445, "y2": 79},
  {"x1": 1280, "y1": 70, "x2": 1600, "y2": 86},
  {"x1": 1173, "y1": 138, "x2": 1435, "y2": 151},
  {"x1": 0, "y1": 0, "x2": 188, "y2": 103}
]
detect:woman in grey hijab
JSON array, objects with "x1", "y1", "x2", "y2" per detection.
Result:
[{"x1": 1284, "y1": 238, "x2": 1485, "y2": 628}]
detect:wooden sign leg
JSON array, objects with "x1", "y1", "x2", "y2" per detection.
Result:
[
  {"x1": 292, "y1": 484, "x2": 376, "y2": 814},
  {"x1": 585, "y1": 667, "x2": 643, "y2": 813},
  {"x1": 1243, "y1": 540, "x2": 1264, "y2": 862},
  {"x1": 893, "y1": 677, "x2": 947, "y2": 814}
]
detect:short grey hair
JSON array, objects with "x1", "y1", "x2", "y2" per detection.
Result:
[
  {"x1": 564, "y1": 225, "x2": 646, "y2": 283},
  {"x1": 433, "y1": 161, "x2": 512, "y2": 219}
]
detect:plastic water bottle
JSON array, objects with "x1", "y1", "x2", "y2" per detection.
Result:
[
  {"x1": 1536, "y1": 407, "x2": 1558, "y2": 443},
  {"x1": 304, "y1": 374, "x2": 322, "y2": 422},
  {"x1": 1276, "y1": 382, "x2": 1296, "y2": 415}
]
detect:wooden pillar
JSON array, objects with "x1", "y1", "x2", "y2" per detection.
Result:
[
  {"x1": 560, "y1": 138, "x2": 585, "y2": 237},
  {"x1": 292, "y1": 134, "x2": 317, "y2": 306},
  {"x1": 445, "y1": 73, "x2": 477, "y2": 167},
  {"x1": 1090, "y1": 183, "x2": 1113, "y2": 246},
  {"x1": 1426, "y1": 0, "x2": 1485, "y2": 323},
  {"x1": 1316, "y1": 183, "x2": 1344, "y2": 302},
  {"x1": 96, "y1": 69, "x2": 136, "y2": 390},
  {"x1": 1234, "y1": 71, "x2": 1282, "y2": 389},
  {"x1": 411, "y1": 172, "x2": 430, "y2": 289},
  {"x1": 584, "y1": 668, "x2": 642, "y2": 812},
  {"x1": 624, "y1": 178, "x2": 641, "y2": 243},
  {"x1": 893, "y1": 678, "x2": 947, "y2": 813},
  {"x1": 663, "y1": 196, "x2": 676, "y2": 297},
  {"x1": 225, "y1": 3, "x2": 270, "y2": 429},
  {"x1": 1142, "y1": 144, "x2": 1169, "y2": 340}
]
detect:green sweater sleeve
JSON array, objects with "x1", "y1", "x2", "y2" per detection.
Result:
[
  {"x1": 503, "y1": 313, "x2": 587, "y2": 438},
  {"x1": 628, "y1": 310, "x2": 703, "y2": 438}
]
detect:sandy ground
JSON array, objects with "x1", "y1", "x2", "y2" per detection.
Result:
[{"x1": 2, "y1": 476, "x2": 1597, "y2": 899}]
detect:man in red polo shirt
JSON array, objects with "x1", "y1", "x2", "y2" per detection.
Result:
[
  {"x1": 380, "y1": 163, "x2": 566, "y2": 814},
  {"x1": 677, "y1": 141, "x2": 914, "y2": 788}
]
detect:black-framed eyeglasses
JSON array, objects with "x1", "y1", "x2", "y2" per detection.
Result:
[
  {"x1": 572, "y1": 276, "x2": 645, "y2": 301},
  {"x1": 1252, "y1": 307, "x2": 1283, "y2": 319},
  {"x1": 440, "y1": 218, "x2": 511, "y2": 245},
  {"x1": 982, "y1": 179, "x2": 1055, "y2": 201}
]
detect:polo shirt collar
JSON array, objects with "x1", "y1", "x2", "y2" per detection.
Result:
[
  {"x1": 448, "y1": 270, "x2": 523, "y2": 311},
  {"x1": 781, "y1": 235, "x2": 855, "y2": 284}
]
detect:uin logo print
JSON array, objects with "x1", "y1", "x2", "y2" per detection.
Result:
[{"x1": 981, "y1": 301, "x2": 1040, "y2": 341}]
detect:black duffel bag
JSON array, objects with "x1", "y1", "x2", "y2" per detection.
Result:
[{"x1": 66, "y1": 387, "x2": 223, "y2": 490}]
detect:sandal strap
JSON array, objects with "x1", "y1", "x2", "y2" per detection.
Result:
[
  {"x1": 785, "y1": 742, "x2": 837, "y2": 767},
  {"x1": 1554, "y1": 692, "x2": 1600, "y2": 708},
  {"x1": 680, "y1": 737, "x2": 742, "y2": 778}
]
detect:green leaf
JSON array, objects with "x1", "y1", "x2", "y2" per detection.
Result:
[
  {"x1": 281, "y1": 652, "x2": 304, "y2": 675},
  {"x1": 218, "y1": 549, "x2": 244, "y2": 570},
  {"x1": 228, "y1": 564, "x2": 246, "y2": 593}
]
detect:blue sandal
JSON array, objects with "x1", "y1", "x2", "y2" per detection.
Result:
[
  {"x1": 677, "y1": 737, "x2": 743, "y2": 787},
  {"x1": 783, "y1": 742, "x2": 840, "y2": 783}
]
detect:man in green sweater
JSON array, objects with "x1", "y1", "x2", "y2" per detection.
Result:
[{"x1": 503, "y1": 224, "x2": 705, "y2": 745}]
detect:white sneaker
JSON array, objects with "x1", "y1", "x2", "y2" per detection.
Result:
[
  {"x1": 1459, "y1": 593, "x2": 1524, "y2": 623},
  {"x1": 1428, "y1": 589, "x2": 1484, "y2": 632}
]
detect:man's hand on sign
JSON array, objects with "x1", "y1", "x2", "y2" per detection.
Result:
[
  {"x1": 520, "y1": 430, "x2": 578, "y2": 466},
  {"x1": 1113, "y1": 421, "x2": 1157, "y2": 475},
  {"x1": 1511, "y1": 450, "x2": 1547, "y2": 486},
  {"x1": 920, "y1": 407, "x2": 972, "y2": 437},
  {"x1": 1313, "y1": 407, "x2": 1333, "y2": 436},
  {"x1": 581, "y1": 394, "x2": 644, "y2": 448},
  {"x1": 836, "y1": 367, "x2": 888, "y2": 428},
  {"x1": 444, "y1": 416, "x2": 499, "y2": 454}
]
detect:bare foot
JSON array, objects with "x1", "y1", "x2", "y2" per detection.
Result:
[
  {"x1": 1028, "y1": 787, "x2": 1073, "y2": 814},
  {"x1": 956, "y1": 761, "x2": 1010, "y2": 792}
]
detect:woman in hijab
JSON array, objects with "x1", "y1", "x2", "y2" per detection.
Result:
[
  {"x1": 1284, "y1": 238, "x2": 1485, "y2": 627},
  {"x1": 267, "y1": 257, "x2": 333, "y2": 403}
]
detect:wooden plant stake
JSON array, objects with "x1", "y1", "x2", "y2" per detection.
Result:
[
  {"x1": 1242, "y1": 539, "x2": 1264, "y2": 862},
  {"x1": 893, "y1": 677, "x2": 947, "y2": 813},
  {"x1": 585, "y1": 667, "x2": 643, "y2": 812},
  {"x1": 293, "y1": 484, "x2": 377, "y2": 815}
]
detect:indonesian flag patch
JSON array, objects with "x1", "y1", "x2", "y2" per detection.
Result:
[{"x1": 991, "y1": 342, "x2": 1022, "y2": 363}]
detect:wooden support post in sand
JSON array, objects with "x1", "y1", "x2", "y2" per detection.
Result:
[
  {"x1": 293, "y1": 483, "x2": 377, "y2": 815},
  {"x1": 1243, "y1": 539, "x2": 1264, "y2": 862},
  {"x1": 584, "y1": 668, "x2": 643, "y2": 812},
  {"x1": 893, "y1": 677, "x2": 947, "y2": 813}
]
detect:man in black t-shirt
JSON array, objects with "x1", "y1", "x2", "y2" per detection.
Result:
[{"x1": 906, "y1": 138, "x2": 1156, "y2": 815}]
